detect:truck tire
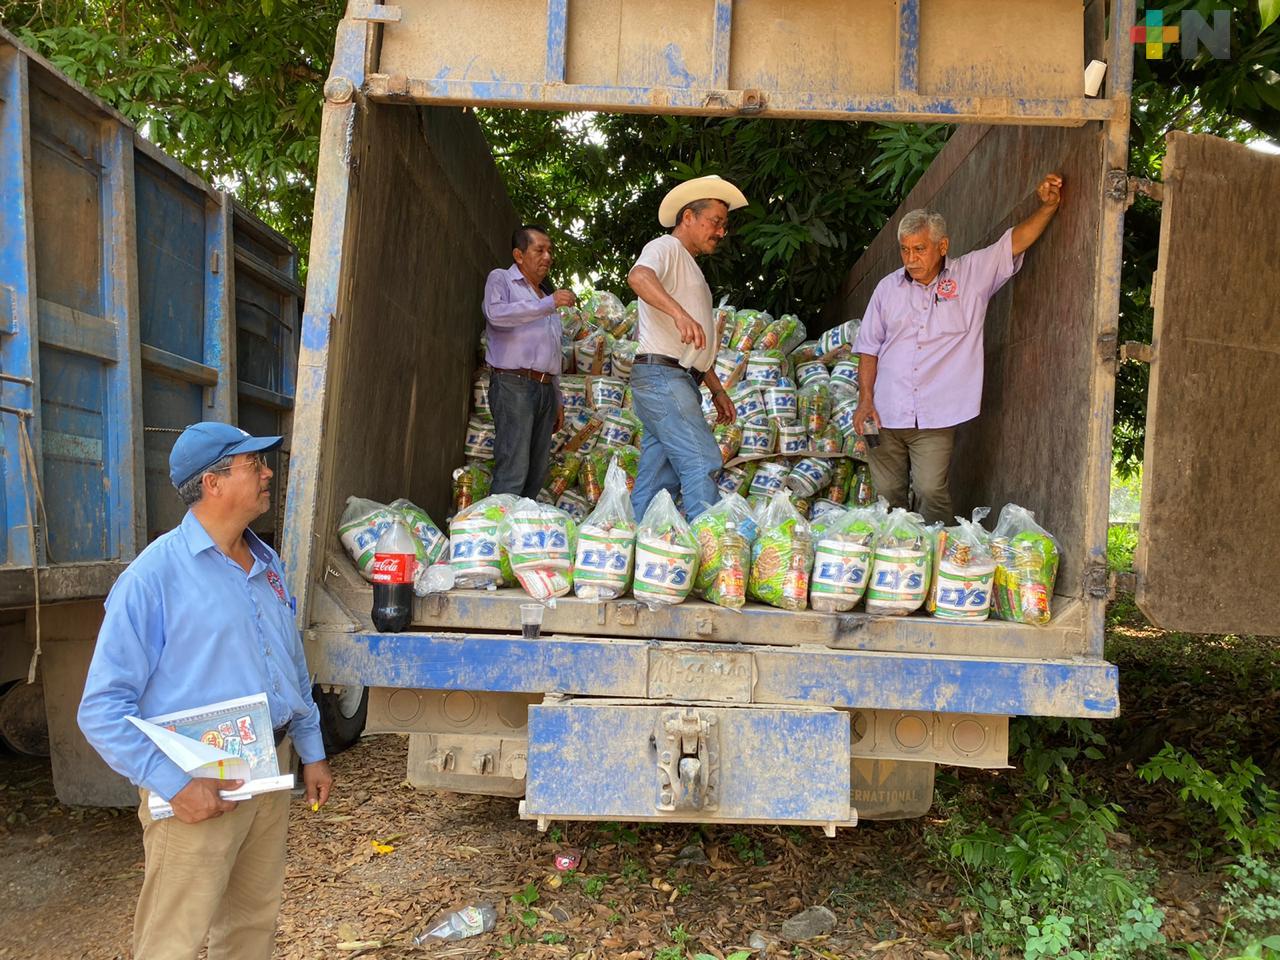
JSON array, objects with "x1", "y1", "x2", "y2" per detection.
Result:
[
  {"x1": 0, "y1": 680, "x2": 50, "y2": 756},
  {"x1": 314, "y1": 684, "x2": 367, "y2": 756}
]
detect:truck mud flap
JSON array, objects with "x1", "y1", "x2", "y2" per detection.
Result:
[
  {"x1": 523, "y1": 700, "x2": 853, "y2": 831},
  {"x1": 851, "y1": 759, "x2": 934, "y2": 820}
]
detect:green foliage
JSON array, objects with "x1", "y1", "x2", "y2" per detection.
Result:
[
  {"x1": 1108, "y1": 525, "x2": 1139, "y2": 572},
  {"x1": 478, "y1": 111, "x2": 948, "y2": 319},
  {"x1": 1138, "y1": 746, "x2": 1280, "y2": 857},
  {"x1": 1224, "y1": 856, "x2": 1280, "y2": 933},
  {"x1": 1010, "y1": 717, "x2": 1108, "y2": 795},
  {"x1": 578, "y1": 874, "x2": 608, "y2": 898},
  {"x1": 510, "y1": 882, "x2": 540, "y2": 929},
  {"x1": 599, "y1": 821, "x2": 640, "y2": 846},
  {"x1": 539, "y1": 931, "x2": 567, "y2": 944},
  {"x1": 8, "y1": 0, "x2": 343, "y2": 270},
  {"x1": 728, "y1": 831, "x2": 768, "y2": 866}
]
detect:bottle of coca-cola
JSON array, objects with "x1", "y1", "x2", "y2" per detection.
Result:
[{"x1": 370, "y1": 517, "x2": 417, "y2": 632}]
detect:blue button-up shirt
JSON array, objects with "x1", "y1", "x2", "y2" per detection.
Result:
[
  {"x1": 483, "y1": 263, "x2": 562, "y2": 376},
  {"x1": 78, "y1": 511, "x2": 325, "y2": 801}
]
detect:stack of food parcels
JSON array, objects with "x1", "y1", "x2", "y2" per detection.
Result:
[{"x1": 337, "y1": 293, "x2": 1063, "y2": 627}]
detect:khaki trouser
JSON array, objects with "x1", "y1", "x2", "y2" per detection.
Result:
[
  {"x1": 133, "y1": 741, "x2": 294, "y2": 960},
  {"x1": 866, "y1": 426, "x2": 956, "y2": 525}
]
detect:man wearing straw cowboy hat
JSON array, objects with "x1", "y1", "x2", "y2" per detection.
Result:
[{"x1": 627, "y1": 175, "x2": 747, "y2": 521}]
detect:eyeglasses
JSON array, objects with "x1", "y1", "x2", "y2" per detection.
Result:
[
  {"x1": 698, "y1": 213, "x2": 729, "y2": 231},
  {"x1": 215, "y1": 452, "x2": 269, "y2": 474}
]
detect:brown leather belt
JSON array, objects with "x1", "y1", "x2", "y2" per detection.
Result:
[
  {"x1": 491, "y1": 366, "x2": 556, "y2": 385},
  {"x1": 634, "y1": 354, "x2": 704, "y2": 384}
]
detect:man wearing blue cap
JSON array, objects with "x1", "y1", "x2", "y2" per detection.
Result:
[{"x1": 79, "y1": 422, "x2": 332, "y2": 960}]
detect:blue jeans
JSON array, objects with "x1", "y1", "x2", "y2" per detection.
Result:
[
  {"x1": 629, "y1": 363, "x2": 723, "y2": 521},
  {"x1": 489, "y1": 371, "x2": 558, "y2": 499}
]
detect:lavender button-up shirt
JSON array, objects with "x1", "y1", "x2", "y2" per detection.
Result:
[
  {"x1": 853, "y1": 227, "x2": 1024, "y2": 430},
  {"x1": 483, "y1": 263, "x2": 562, "y2": 376}
]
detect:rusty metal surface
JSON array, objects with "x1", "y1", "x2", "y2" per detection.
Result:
[{"x1": 1136, "y1": 133, "x2": 1280, "y2": 636}]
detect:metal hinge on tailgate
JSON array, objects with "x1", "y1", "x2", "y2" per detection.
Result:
[
  {"x1": 1106, "y1": 170, "x2": 1165, "y2": 207},
  {"x1": 653, "y1": 708, "x2": 719, "y2": 812}
]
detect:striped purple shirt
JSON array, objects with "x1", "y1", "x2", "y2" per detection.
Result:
[
  {"x1": 853, "y1": 228, "x2": 1023, "y2": 429},
  {"x1": 482, "y1": 264, "x2": 562, "y2": 376}
]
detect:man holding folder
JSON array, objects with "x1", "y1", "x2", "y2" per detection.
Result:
[{"x1": 79, "y1": 421, "x2": 333, "y2": 960}]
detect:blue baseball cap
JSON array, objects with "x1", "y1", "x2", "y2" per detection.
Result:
[{"x1": 169, "y1": 422, "x2": 283, "y2": 488}]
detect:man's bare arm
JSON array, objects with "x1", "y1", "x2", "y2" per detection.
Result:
[
  {"x1": 1011, "y1": 174, "x2": 1063, "y2": 256},
  {"x1": 627, "y1": 265, "x2": 705, "y2": 350}
]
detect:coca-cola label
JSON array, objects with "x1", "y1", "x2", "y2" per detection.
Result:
[{"x1": 371, "y1": 552, "x2": 414, "y2": 584}]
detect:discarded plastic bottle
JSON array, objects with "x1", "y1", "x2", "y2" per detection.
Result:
[
  {"x1": 412, "y1": 903, "x2": 497, "y2": 944},
  {"x1": 370, "y1": 517, "x2": 416, "y2": 632}
]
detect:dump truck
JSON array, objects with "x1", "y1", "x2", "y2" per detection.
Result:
[
  {"x1": 286, "y1": 0, "x2": 1280, "y2": 830},
  {"x1": 0, "y1": 28, "x2": 302, "y2": 805}
]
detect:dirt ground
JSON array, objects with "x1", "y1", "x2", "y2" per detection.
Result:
[{"x1": 0, "y1": 610, "x2": 1272, "y2": 960}]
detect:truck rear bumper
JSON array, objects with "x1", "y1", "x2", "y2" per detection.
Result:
[{"x1": 307, "y1": 629, "x2": 1118, "y2": 719}]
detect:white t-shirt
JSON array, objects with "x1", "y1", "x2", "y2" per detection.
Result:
[{"x1": 632, "y1": 235, "x2": 716, "y2": 373}]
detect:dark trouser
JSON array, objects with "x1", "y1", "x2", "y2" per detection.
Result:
[
  {"x1": 489, "y1": 371, "x2": 558, "y2": 499},
  {"x1": 866, "y1": 426, "x2": 956, "y2": 525}
]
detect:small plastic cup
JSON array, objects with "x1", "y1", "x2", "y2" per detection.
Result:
[{"x1": 520, "y1": 603, "x2": 544, "y2": 639}]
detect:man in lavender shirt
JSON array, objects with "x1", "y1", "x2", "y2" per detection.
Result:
[
  {"x1": 853, "y1": 174, "x2": 1064, "y2": 523},
  {"x1": 483, "y1": 225, "x2": 577, "y2": 498}
]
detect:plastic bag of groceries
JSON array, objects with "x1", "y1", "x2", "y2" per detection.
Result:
[
  {"x1": 928, "y1": 509, "x2": 997, "y2": 621},
  {"x1": 451, "y1": 462, "x2": 493, "y2": 513},
  {"x1": 743, "y1": 350, "x2": 786, "y2": 389},
  {"x1": 617, "y1": 299, "x2": 638, "y2": 339},
  {"x1": 815, "y1": 319, "x2": 860, "y2": 362},
  {"x1": 757, "y1": 314, "x2": 808, "y2": 355},
  {"x1": 582, "y1": 290, "x2": 626, "y2": 335},
  {"x1": 716, "y1": 461, "x2": 757, "y2": 498},
  {"x1": 610, "y1": 339, "x2": 638, "y2": 380},
  {"x1": 990, "y1": 504, "x2": 1060, "y2": 625},
  {"x1": 596, "y1": 405, "x2": 640, "y2": 447},
  {"x1": 713, "y1": 349, "x2": 749, "y2": 390},
  {"x1": 810, "y1": 503, "x2": 879, "y2": 613},
  {"x1": 798, "y1": 381, "x2": 833, "y2": 437},
  {"x1": 785, "y1": 457, "x2": 834, "y2": 499},
  {"x1": 449, "y1": 494, "x2": 518, "y2": 589},
  {"x1": 691, "y1": 493, "x2": 759, "y2": 609},
  {"x1": 632, "y1": 490, "x2": 700, "y2": 609},
  {"x1": 749, "y1": 492, "x2": 814, "y2": 611},
  {"x1": 556, "y1": 490, "x2": 592, "y2": 523},
  {"x1": 545, "y1": 452, "x2": 582, "y2": 499},
  {"x1": 574, "y1": 327, "x2": 608, "y2": 375},
  {"x1": 551, "y1": 407, "x2": 600, "y2": 456},
  {"x1": 730, "y1": 309, "x2": 773, "y2": 351},
  {"x1": 713, "y1": 422, "x2": 744, "y2": 465},
  {"x1": 580, "y1": 444, "x2": 640, "y2": 502},
  {"x1": 573, "y1": 461, "x2": 637, "y2": 600},
  {"x1": 715, "y1": 300, "x2": 737, "y2": 351},
  {"x1": 338, "y1": 496, "x2": 400, "y2": 581},
  {"x1": 865, "y1": 507, "x2": 931, "y2": 616},
  {"x1": 390, "y1": 498, "x2": 449, "y2": 567},
  {"x1": 499, "y1": 500, "x2": 577, "y2": 601}
]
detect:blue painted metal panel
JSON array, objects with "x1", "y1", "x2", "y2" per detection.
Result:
[
  {"x1": 0, "y1": 44, "x2": 38, "y2": 566},
  {"x1": 710, "y1": 0, "x2": 732, "y2": 90},
  {"x1": 544, "y1": 0, "x2": 568, "y2": 83},
  {"x1": 526, "y1": 702, "x2": 850, "y2": 822},
  {"x1": 134, "y1": 160, "x2": 207, "y2": 360},
  {"x1": 312, "y1": 632, "x2": 1120, "y2": 718},
  {"x1": 37, "y1": 348, "x2": 108, "y2": 560},
  {"x1": 897, "y1": 0, "x2": 919, "y2": 94}
]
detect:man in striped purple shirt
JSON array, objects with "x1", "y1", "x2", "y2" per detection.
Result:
[
  {"x1": 853, "y1": 174, "x2": 1064, "y2": 523},
  {"x1": 483, "y1": 225, "x2": 577, "y2": 498}
]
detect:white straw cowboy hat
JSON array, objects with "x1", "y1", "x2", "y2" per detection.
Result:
[{"x1": 658, "y1": 175, "x2": 749, "y2": 228}]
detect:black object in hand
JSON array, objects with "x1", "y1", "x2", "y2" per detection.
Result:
[{"x1": 864, "y1": 421, "x2": 881, "y2": 448}]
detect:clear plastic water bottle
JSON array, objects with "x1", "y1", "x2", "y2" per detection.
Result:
[
  {"x1": 412, "y1": 903, "x2": 497, "y2": 943},
  {"x1": 370, "y1": 517, "x2": 416, "y2": 632}
]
